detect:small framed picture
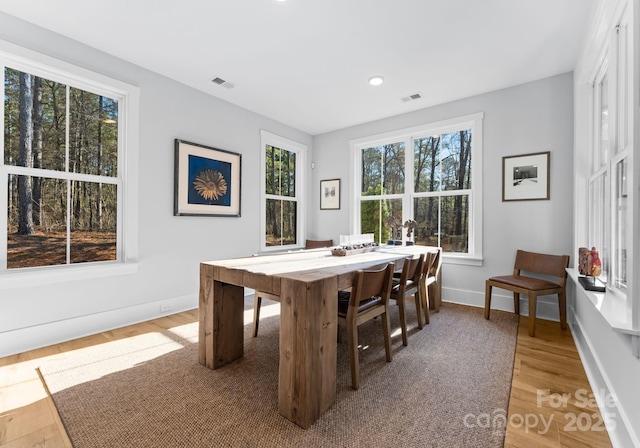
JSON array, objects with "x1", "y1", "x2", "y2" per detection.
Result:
[
  {"x1": 320, "y1": 178, "x2": 340, "y2": 210},
  {"x1": 174, "y1": 139, "x2": 241, "y2": 216},
  {"x1": 502, "y1": 151, "x2": 550, "y2": 201}
]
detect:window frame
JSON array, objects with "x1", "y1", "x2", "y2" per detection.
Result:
[
  {"x1": 0, "y1": 39, "x2": 139, "y2": 288},
  {"x1": 349, "y1": 112, "x2": 483, "y2": 266},
  {"x1": 260, "y1": 130, "x2": 306, "y2": 252},
  {"x1": 587, "y1": 20, "x2": 630, "y2": 302}
]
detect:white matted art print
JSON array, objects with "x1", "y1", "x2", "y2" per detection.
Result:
[
  {"x1": 320, "y1": 178, "x2": 340, "y2": 210},
  {"x1": 174, "y1": 139, "x2": 241, "y2": 216},
  {"x1": 502, "y1": 151, "x2": 550, "y2": 201}
]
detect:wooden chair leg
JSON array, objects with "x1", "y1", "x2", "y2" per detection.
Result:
[
  {"x1": 421, "y1": 283, "x2": 430, "y2": 325},
  {"x1": 528, "y1": 292, "x2": 537, "y2": 337},
  {"x1": 348, "y1": 319, "x2": 360, "y2": 390},
  {"x1": 414, "y1": 293, "x2": 424, "y2": 329},
  {"x1": 558, "y1": 292, "x2": 568, "y2": 330},
  {"x1": 397, "y1": 298, "x2": 408, "y2": 346},
  {"x1": 484, "y1": 281, "x2": 492, "y2": 320},
  {"x1": 382, "y1": 310, "x2": 392, "y2": 362},
  {"x1": 513, "y1": 292, "x2": 520, "y2": 315},
  {"x1": 252, "y1": 295, "x2": 262, "y2": 337}
]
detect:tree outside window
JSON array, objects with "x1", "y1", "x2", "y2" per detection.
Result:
[
  {"x1": 265, "y1": 144, "x2": 297, "y2": 247},
  {"x1": 353, "y1": 114, "x2": 482, "y2": 258},
  {"x1": 4, "y1": 67, "x2": 120, "y2": 269}
]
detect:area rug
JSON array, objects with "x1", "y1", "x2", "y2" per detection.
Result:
[{"x1": 40, "y1": 301, "x2": 518, "y2": 447}]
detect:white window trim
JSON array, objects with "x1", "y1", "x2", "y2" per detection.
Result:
[
  {"x1": 259, "y1": 130, "x2": 306, "y2": 253},
  {"x1": 349, "y1": 112, "x2": 483, "y2": 266},
  {"x1": 0, "y1": 39, "x2": 139, "y2": 290},
  {"x1": 578, "y1": 4, "x2": 638, "y2": 336}
]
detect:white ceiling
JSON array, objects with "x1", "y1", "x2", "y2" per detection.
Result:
[{"x1": 0, "y1": 0, "x2": 594, "y2": 135}]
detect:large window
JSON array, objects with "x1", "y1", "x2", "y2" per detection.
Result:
[
  {"x1": 261, "y1": 131, "x2": 305, "y2": 251},
  {"x1": 351, "y1": 113, "x2": 483, "y2": 263},
  {"x1": 588, "y1": 20, "x2": 630, "y2": 296},
  {"x1": 0, "y1": 43, "x2": 138, "y2": 277}
]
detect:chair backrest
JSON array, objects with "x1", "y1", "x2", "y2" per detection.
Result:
[
  {"x1": 513, "y1": 250, "x2": 570, "y2": 281},
  {"x1": 399, "y1": 254, "x2": 424, "y2": 286},
  {"x1": 305, "y1": 239, "x2": 333, "y2": 249},
  {"x1": 350, "y1": 263, "x2": 394, "y2": 307},
  {"x1": 421, "y1": 252, "x2": 433, "y2": 277},
  {"x1": 426, "y1": 249, "x2": 441, "y2": 277}
]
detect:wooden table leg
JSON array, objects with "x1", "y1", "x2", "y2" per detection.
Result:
[
  {"x1": 199, "y1": 264, "x2": 244, "y2": 369},
  {"x1": 278, "y1": 275, "x2": 337, "y2": 429},
  {"x1": 428, "y1": 270, "x2": 442, "y2": 312}
]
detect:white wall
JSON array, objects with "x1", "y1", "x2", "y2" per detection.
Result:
[
  {"x1": 311, "y1": 73, "x2": 575, "y2": 316},
  {"x1": 0, "y1": 12, "x2": 313, "y2": 357}
]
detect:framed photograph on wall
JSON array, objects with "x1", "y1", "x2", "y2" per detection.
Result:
[
  {"x1": 502, "y1": 151, "x2": 550, "y2": 201},
  {"x1": 320, "y1": 178, "x2": 340, "y2": 210},
  {"x1": 174, "y1": 139, "x2": 241, "y2": 216}
]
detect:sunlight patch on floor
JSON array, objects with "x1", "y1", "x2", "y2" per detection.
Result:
[
  {"x1": 166, "y1": 322, "x2": 198, "y2": 343},
  {"x1": 42, "y1": 333, "x2": 185, "y2": 392},
  {"x1": 0, "y1": 379, "x2": 48, "y2": 411}
]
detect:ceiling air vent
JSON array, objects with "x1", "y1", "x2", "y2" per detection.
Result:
[
  {"x1": 211, "y1": 76, "x2": 236, "y2": 89},
  {"x1": 400, "y1": 92, "x2": 422, "y2": 102}
]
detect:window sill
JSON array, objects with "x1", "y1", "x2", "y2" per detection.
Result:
[
  {"x1": 442, "y1": 254, "x2": 483, "y2": 267},
  {"x1": 567, "y1": 267, "x2": 639, "y2": 336},
  {"x1": 0, "y1": 262, "x2": 138, "y2": 290}
]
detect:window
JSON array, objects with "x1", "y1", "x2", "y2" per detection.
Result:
[
  {"x1": 0, "y1": 42, "x2": 139, "y2": 278},
  {"x1": 360, "y1": 142, "x2": 405, "y2": 244},
  {"x1": 414, "y1": 130, "x2": 472, "y2": 253},
  {"x1": 588, "y1": 21, "x2": 630, "y2": 296},
  {"x1": 260, "y1": 131, "x2": 305, "y2": 251},
  {"x1": 351, "y1": 113, "x2": 483, "y2": 263}
]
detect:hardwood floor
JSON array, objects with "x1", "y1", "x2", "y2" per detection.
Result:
[
  {"x1": 0, "y1": 309, "x2": 612, "y2": 448},
  {"x1": 504, "y1": 316, "x2": 612, "y2": 448}
]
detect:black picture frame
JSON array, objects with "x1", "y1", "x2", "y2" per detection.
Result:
[
  {"x1": 502, "y1": 151, "x2": 550, "y2": 201},
  {"x1": 174, "y1": 139, "x2": 241, "y2": 217}
]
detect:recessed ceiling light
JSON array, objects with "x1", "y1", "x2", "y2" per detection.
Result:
[{"x1": 368, "y1": 75, "x2": 384, "y2": 86}]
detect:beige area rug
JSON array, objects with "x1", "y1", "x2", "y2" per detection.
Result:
[{"x1": 40, "y1": 301, "x2": 518, "y2": 448}]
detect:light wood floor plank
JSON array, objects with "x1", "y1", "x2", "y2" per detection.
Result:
[{"x1": 504, "y1": 316, "x2": 612, "y2": 448}]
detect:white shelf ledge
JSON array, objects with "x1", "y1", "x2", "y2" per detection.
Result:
[{"x1": 567, "y1": 268, "x2": 639, "y2": 336}]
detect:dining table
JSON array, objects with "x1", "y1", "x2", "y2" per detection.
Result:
[{"x1": 198, "y1": 244, "x2": 441, "y2": 428}]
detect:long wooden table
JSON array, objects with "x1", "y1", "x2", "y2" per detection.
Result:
[{"x1": 198, "y1": 245, "x2": 440, "y2": 428}]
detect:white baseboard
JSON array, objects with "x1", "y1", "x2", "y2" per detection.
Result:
[
  {"x1": 0, "y1": 294, "x2": 198, "y2": 358},
  {"x1": 569, "y1": 307, "x2": 639, "y2": 448},
  {"x1": 442, "y1": 286, "x2": 562, "y2": 322}
]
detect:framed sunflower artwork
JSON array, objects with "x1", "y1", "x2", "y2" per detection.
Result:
[{"x1": 174, "y1": 139, "x2": 241, "y2": 216}]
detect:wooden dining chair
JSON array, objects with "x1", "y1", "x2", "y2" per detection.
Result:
[
  {"x1": 305, "y1": 239, "x2": 333, "y2": 249},
  {"x1": 484, "y1": 249, "x2": 570, "y2": 337},
  {"x1": 338, "y1": 263, "x2": 395, "y2": 390},
  {"x1": 390, "y1": 254, "x2": 425, "y2": 346},
  {"x1": 417, "y1": 249, "x2": 441, "y2": 325}
]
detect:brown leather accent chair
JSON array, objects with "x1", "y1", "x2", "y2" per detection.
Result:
[{"x1": 485, "y1": 250, "x2": 570, "y2": 337}]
